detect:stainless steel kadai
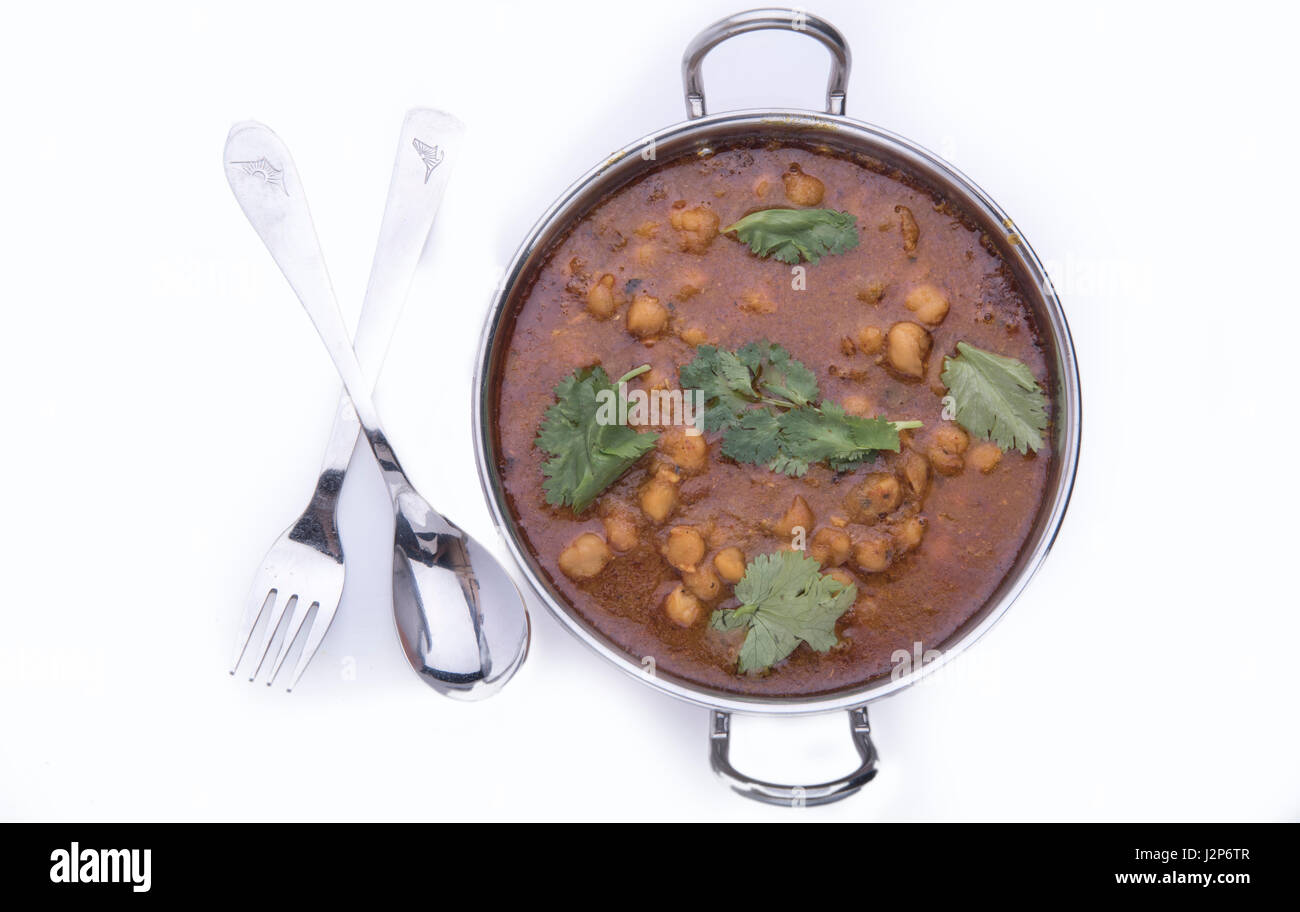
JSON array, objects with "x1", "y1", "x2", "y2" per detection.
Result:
[{"x1": 473, "y1": 8, "x2": 1081, "y2": 803}]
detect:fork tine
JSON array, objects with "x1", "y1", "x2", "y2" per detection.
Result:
[
  {"x1": 267, "y1": 597, "x2": 317, "y2": 685},
  {"x1": 286, "y1": 598, "x2": 340, "y2": 692},
  {"x1": 230, "y1": 587, "x2": 276, "y2": 674},
  {"x1": 249, "y1": 593, "x2": 296, "y2": 681}
]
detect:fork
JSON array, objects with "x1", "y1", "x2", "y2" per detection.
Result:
[{"x1": 229, "y1": 109, "x2": 463, "y2": 689}]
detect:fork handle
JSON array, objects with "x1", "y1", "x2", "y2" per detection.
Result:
[{"x1": 226, "y1": 122, "x2": 383, "y2": 430}]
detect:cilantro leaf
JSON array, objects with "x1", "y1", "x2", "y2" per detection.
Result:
[
  {"x1": 680, "y1": 342, "x2": 921, "y2": 476},
  {"x1": 776, "y1": 403, "x2": 913, "y2": 474},
  {"x1": 737, "y1": 340, "x2": 819, "y2": 406},
  {"x1": 724, "y1": 209, "x2": 861, "y2": 265},
  {"x1": 718, "y1": 408, "x2": 782, "y2": 465},
  {"x1": 710, "y1": 551, "x2": 856, "y2": 673},
  {"x1": 678, "y1": 345, "x2": 756, "y2": 432},
  {"x1": 536, "y1": 366, "x2": 659, "y2": 513},
  {"x1": 766, "y1": 451, "x2": 812, "y2": 478},
  {"x1": 941, "y1": 342, "x2": 1048, "y2": 453},
  {"x1": 680, "y1": 340, "x2": 820, "y2": 431}
]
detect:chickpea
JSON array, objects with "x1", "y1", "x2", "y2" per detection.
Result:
[
  {"x1": 586, "y1": 273, "x2": 620, "y2": 319},
  {"x1": 679, "y1": 326, "x2": 709, "y2": 346},
  {"x1": 854, "y1": 534, "x2": 893, "y2": 573},
  {"x1": 826, "y1": 568, "x2": 857, "y2": 589},
  {"x1": 653, "y1": 466, "x2": 680, "y2": 483},
  {"x1": 754, "y1": 177, "x2": 772, "y2": 198},
  {"x1": 673, "y1": 268, "x2": 708, "y2": 292},
  {"x1": 856, "y1": 326, "x2": 884, "y2": 354},
  {"x1": 894, "y1": 516, "x2": 926, "y2": 552},
  {"x1": 846, "y1": 473, "x2": 902, "y2": 523},
  {"x1": 739, "y1": 289, "x2": 776, "y2": 314},
  {"x1": 663, "y1": 585, "x2": 703, "y2": 627},
  {"x1": 602, "y1": 513, "x2": 639, "y2": 552},
  {"x1": 895, "y1": 204, "x2": 920, "y2": 254},
  {"x1": 682, "y1": 565, "x2": 723, "y2": 602},
  {"x1": 901, "y1": 450, "x2": 930, "y2": 498},
  {"x1": 904, "y1": 284, "x2": 950, "y2": 325},
  {"x1": 714, "y1": 547, "x2": 746, "y2": 583},
  {"x1": 669, "y1": 205, "x2": 715, "y2": 231},
  {"x1": 557, "y1": 532, "x2": 612, "y2": 580},
  {"x1": 928, "y1": 357, "x2": 948, "y2": 398},
  {"x1": 658, "y1": 427, "x2": 709, "y2": 473},
  {"x1": 669, "y1": 203, "x2": 720, "y2": 253},
  {"x1": 626, "y1": 293, "x2": 668, "y2": 339},
  {"x1": 933, "y1": 425, "x2": 969, "y2": 453},
  {"x1": 634, "y1": 220, "x2": 660, "y2": 238},
  {"x1": 640, "y1": 367, "x2": 671, "y2": 391},
  {"x1": 928, "y1": 425, "x2": 969, "y2": 477},
  {"x1": 969, "y1": 441, "x2": 1003, "y2": 474},
  {"x1": 841, "y1": 394, "x2": 873, "y2": 418},
  {"x1": 774, "y1": 495, "x2": 815, "y2": 538},
  {"x1": 639, "y1": 476, "x2": 679, "y2": 523},
  {"x1": 886, "y1": 322, "x2": 932, "y2": 378},
  {"x1": 635, "y1": 244, "x2": 656, "y2": 267},
  {"x1": 782, "y1": 164, "x2": 825, "y2": 206},
  {"x1": 809, "y1": 527, "x2": 852, "y2": 567},
  {"x1": 663, "y1": 526, "x2": 706, "y2": 572},
  {"x1": 857, "y1": 280, "x2": 886, "y2": 306}
]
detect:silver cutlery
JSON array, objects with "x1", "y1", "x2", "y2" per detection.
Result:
[
  {"x1": 227, "y1": 109, "x2": 461, "y2": 689},
  {"x1": 226, "y1": 115, "x2": 529, "y2": 698}
]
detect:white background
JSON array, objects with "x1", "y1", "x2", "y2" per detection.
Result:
[{"x1": 1, "y1": 0, "x2": 1296, "y2": 822}]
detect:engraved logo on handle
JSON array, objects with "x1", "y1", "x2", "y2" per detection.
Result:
[
  {"x1": 229, "y1": 157, "x2": 288, "y2": 196},
  {"x1": 412, "y1": 138, "x2": 444, "y2": 184}
]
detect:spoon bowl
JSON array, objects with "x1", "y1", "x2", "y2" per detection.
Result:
[{"x1": 390, "y1": 484, "x2": 529, "y2": 698}]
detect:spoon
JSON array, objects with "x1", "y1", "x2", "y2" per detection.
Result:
[{"x1": 224, "y1": 121, "x2": 529, "y2": 699}]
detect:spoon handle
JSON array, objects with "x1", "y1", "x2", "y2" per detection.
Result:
[{"x1": 316, "y1": 110, "x2": 463, "y2": 476}]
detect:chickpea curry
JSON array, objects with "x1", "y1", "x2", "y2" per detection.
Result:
[{"x1": 492, "y1": 140, "x2": 1053, "y2": 697}]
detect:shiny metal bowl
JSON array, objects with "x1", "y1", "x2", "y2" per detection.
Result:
[{"x1": 473, "y1": 8, "x2": 1080, "y2": 805}]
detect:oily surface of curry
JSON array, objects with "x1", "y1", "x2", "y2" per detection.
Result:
[{"x1": 493, "y1": 140, "x2": 1052, "y2": 697}]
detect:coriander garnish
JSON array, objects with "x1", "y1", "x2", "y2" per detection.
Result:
[
  {"x1": 536, "y1": 365, "x2": 659, "y2": 513},
  {"x1": 711, "y1": 550, "x2": 856, "y2": 673},
  {"x1": 940, "y1": 342, "x2": 1048, "y2": 453},
  {"x1": 724, "y1": 208, "x2": 860, "y2": 265},
  {"x1": 680, "y1": 341, "x2": 921, "y2": 476}
]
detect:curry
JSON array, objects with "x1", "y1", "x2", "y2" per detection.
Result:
[{"x1": 491, "y1": 139, "x2": 1053, "y2": 697}]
